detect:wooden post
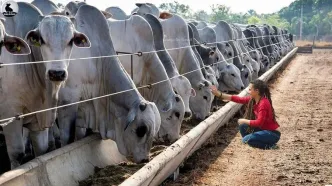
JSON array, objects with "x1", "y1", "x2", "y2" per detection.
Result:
[{"x1": 313, "y1": 35, "x2": 316, "y2": 48}]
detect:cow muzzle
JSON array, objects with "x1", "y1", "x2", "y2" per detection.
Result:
[{"x1": 48, "y1": 70, "x2": 67, "y2": 81}]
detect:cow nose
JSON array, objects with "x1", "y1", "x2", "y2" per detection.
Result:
[
  {"x1": 48, "y1": 70, "x2": 67, "y2": 81},
  {"x1": 184, "y1": 111, "x2": 192, "y2": 118},
  {"x1": 139, "y1": 158, "x2": 149, "y2": 164},
  {"x1": 241, "y1": 86, "x2": 244, "y2": 90}
]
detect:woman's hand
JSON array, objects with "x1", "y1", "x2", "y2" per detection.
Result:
[
  {"x1": 238, "y1": 118, "x2": 250, "y2": 125},
  {"x1": 210, "y1": 85, "x2": 221, "y2": 97}
]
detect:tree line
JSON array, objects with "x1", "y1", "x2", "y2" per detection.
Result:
[{"x1": 160, "y1": 0, "x2": 332, "y2": 40}]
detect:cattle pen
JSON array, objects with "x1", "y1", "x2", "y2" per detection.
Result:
[{"x1": 0, "y1": 47, "x2": 301, "y2": 186}]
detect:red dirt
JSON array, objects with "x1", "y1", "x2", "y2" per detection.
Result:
[{"x1": 164, "y1": 49, "x2": 332, "y2": 186}]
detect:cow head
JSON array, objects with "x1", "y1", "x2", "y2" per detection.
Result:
[
  {"x1": 189, "y1": 79, "x2": 213, "y2": 121},
  {"x1": 0, "y1": 18, "x2": 31, "y2": 55},
  {"x1": 220, "y1": 62, "x2": 245, "y2": 92},
  {"x1": 170, "y1": 75, "x2": 195, "y2": 120},
  {"x1": 133, "y1": 3, "x2": 160, "y2": 17},
  {"x1": 240, "y1": 64, "x2": 251, "y2": 88},
  {"x1": 25, "y1": 15, "x2": 90, "y2": 83},
  {"x1": 114, "y1": 101, "x2": 161, "y2": 163},
  {"x1": 155, "y1": 89, "x2": 185, "y2": 143},
  {"x1": 63, "y1": 1, "x2": 86, "y2": 17},
  {"x1": 204, "y1": 66, "x2": 219, "y2": 87}
]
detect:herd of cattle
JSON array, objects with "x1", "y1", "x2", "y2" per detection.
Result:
[{"x1": 0, "y1": 0, "x2": 295, "y2": 174}]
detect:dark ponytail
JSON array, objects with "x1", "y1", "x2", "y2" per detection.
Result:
[{"x1": 244, "y1": 79, "x2": 277, "y2": 123}]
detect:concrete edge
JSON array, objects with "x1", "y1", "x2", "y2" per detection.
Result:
[{"x1": 0, "y1": 134, "x2": 127, "y2": 186}]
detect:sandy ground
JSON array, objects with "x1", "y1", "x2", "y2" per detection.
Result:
[{"x1": 164, "y1": 49, "x2": 332, "y2": 186}]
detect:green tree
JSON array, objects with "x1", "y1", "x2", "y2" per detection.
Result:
[
  {"x1": 230, "y1": 13, "x2": 248, "y2": 24},
  {"x1": 278, "y1": 0, "x2": 332, "y2": 37},
  {"x1": 159, "y1": 1, "x2": 192, "y2": 18},
  {"x1": 261, "y1": 14, "x2": 290, "y2": 29},
  {"x1": 247, "y1": 9, "x2": 257, "y2": 16},
  {"x1": 57, "y1": 3, "x2": 64, "y2": 9},
  {"x1": 193, "y1": 10, "x2": 210, "y2": 21},
  {"x1": 247, "y1": 16, "x2": 261, "y2": 24},
  {"x1": 209, "y1": 4, "x2": 231, "y2": 22}
]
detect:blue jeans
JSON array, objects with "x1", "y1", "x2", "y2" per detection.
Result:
[{"x1": 239, "y1": 124, "x2": 281, "y2": 149}]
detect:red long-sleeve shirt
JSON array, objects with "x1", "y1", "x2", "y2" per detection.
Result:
[{"x1": 231, "y1": 95, "x2": 279, "y2": 130}]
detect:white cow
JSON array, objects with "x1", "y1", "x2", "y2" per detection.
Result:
[
  {"x1": 141, "y1": 14, "x2": 195, "y2": 120},
  {"x1": 0, "y1": 2, "x2": 90, "y2": 168},
  {"x1": 193, "y1": 25, "x2": 244, "y2": 92},
  {"x1": 107, "y1": 15, "x2": 185, "y2": 143},
  {"x1": 186, "y1": 24, "x2": 219, "y2": 89},
  {"x1": 57, "y1": 5, "x2": 161, "y2": 163},
  {"x1": 30, "y1": 0, "x2": 62, "y2": 152},
  {"x1": 131, "y1": 5, "x2": 214, "y2": 120},
  {"x1": 157, "y1": 12, "x2": 214, "y2": 120}
]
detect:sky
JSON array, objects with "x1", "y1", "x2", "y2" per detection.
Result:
[{"x1": 14, "y1": 0, "x2": 296, "y2": 15}]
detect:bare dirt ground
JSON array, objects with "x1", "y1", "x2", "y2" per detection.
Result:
[{"x1": 164, "y1": 49, "x2": 332, "y2": 186}]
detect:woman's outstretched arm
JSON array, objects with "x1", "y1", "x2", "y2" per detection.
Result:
[{"x1": 210, "y1": 86, "x2": 250, "y2": 104}]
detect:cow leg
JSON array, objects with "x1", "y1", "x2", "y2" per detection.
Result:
[
  {"x1": 2, "y1": 120, "x2": 25, "y2": 169},
  {"x1": 74, "y1": 107, "x2": 87, "y2": 141},
  {"x1": 48, "y1": 125, "x2": 56, "y2": 151},
  {"x1": 47, "y1": 122, "x2": 61, "y2": 151},
  {"x1": 23, "y1": 127, "x2": 34, "y2": 160},
  {"x1": 75, "y1": 127, "x2": 86, "y2": 141},
  {"x1": 29, "y1": 129, "x2": 49, "y2": 156},
  {"x1": 57, "y1": 105, "x2": 78, "y2": 146},
  {"x1": 0, "y1": 130, "x2": 10, "y2": 174},
  {"x1": 53, "y1": 120, "x2": 61, "y2": 148}
]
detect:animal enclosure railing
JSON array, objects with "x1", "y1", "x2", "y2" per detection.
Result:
[{"x1": 0, "y1": 34, "x2": 291, "y2": 127}]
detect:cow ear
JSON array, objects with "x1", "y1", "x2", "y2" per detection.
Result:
[
  {"x1": 190, "y1": 88, "x2": 196, "y2": 97},
  {"x1": 3, "y1": 34, "x2": 31, "y2": 55},
  {"x1": 101, "y1": 10, "x2": 112, "y2": 19},
  {"x1": 73, "y1": 31, "x2": 90, "y2": 48},
  {"x1": 25, "y1": 29, "x2": 42, "y2": 47},
  {"x1": 159, "y1": 12, "x2": 172, "y2": 19}
]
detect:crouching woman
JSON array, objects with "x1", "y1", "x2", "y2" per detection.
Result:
[{"x1": 210, "y1": 79, "x2": 281, "y2": 149}]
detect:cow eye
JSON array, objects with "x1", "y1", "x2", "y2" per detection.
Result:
[
  {"x1": 231, "y1": 74, "x2": 235, "y2": 77},
  {"x1": 173, "y1": 89, "x2": 178, "y2": 94}
]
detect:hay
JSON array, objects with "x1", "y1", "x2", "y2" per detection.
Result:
[
  {"x1": 150, "y1": 145, "x2": 167, "y2": 159},
  {"x1": 78, "y1": 162, "x2": 145, "y2": 186}
]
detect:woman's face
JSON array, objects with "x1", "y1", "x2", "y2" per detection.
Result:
[{"x1": 248, "y1": 83, "x2": 259, "y2": 98}]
